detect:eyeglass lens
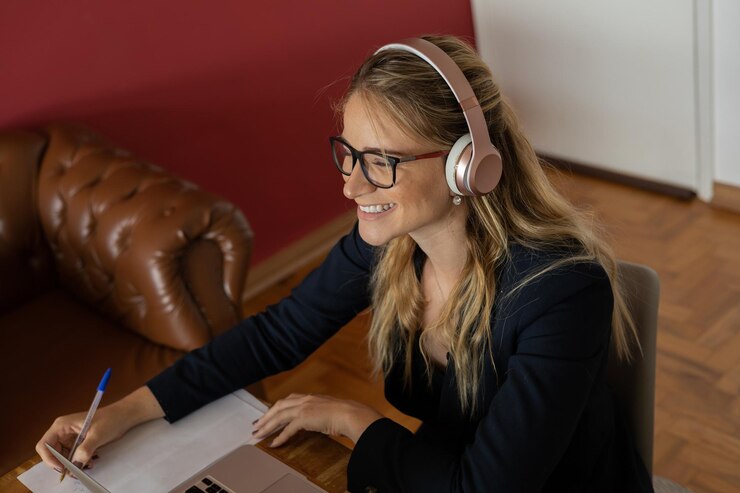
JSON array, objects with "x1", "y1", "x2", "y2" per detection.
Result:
[{"x1": 332, "y1": 140, "x2": 394, "y2": 187}]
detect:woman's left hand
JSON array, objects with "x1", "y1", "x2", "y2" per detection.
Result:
[{"x1": 252, "y1": 393, "x2": 382, "y2": 447}]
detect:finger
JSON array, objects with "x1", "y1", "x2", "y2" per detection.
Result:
[
  {"x1": 40, "y1": 417, "x2": 99, "y2": 476},
  {"x1": 59, "y1": 434, "x2": 77, "y2": 450},
  {"x1": 253, "y1": 398, "x2": 305, "y2": 432},
  {"x1": 35, "y1": 437, "x2": 64, "y2": 471},
  {"x1": 253, "y1": 405, "x2": 301, "y2": 439},
  {"x1": 255, "y1": 421, "x2": 288, "y2": 443},
  {"x1": 70, "y1": 432, "x2": 101, "y2": 468},
  {"x1": 258, "y1": 394, "x2": 305, "y2": 419},
  {"x1": 36, "y1": 429, "x2": 73, "y2": 471},
  {"x1": 270, "y1": 420, "x2": 302, "y2": 448},
  {"x1": 78, "y1": 454, "x2": 99, "y2": 469},
  {"x1": 35, "y1": 414, "x2": 87, "y2": 471},
  {"x1": 253, "y1": 412, "x2": 291, "y2": 439}
]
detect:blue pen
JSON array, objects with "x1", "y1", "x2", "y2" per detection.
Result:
[{"x1": 59, "y1": 368, "x2": 112, "y2": 483}]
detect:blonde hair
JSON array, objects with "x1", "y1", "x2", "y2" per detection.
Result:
[{"x1": 332, "y1": 34, "x2": 639, "y2": 415}]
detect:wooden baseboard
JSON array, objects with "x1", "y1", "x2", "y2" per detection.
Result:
[
  {"x1": 541, "y1": 154, "x2": 695, "y2": 200},
  {"x1": 712, "y1": 182, "x2": 740, "y2": 215},
  {"x1": 243, "y1": 210, "x2": 357, "y2": 300}
]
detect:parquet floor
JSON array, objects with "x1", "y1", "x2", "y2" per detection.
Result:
[{"x1": 244, "y1": 170, "x2": 740, "y2": 493}]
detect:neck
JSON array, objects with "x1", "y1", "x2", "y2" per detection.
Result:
[{"x1": 411, "y1": 205, "x2": 468, "y2": 292}]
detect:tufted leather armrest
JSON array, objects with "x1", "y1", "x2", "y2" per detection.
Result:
[{"x1": 34, "y1": 123, "x2": 253, "y2": 351}]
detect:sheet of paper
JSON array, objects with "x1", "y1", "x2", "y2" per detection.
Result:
[{"x1": 18, "y1": 390, "x2": 268, "y2": 493}]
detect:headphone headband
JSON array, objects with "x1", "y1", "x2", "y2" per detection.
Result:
[
  {"x1": 373, "y1": 37, "x2": 502, "y2": 196},
  {"x1": 376, "y1": 40, "x2": 479, "y2": 109}
]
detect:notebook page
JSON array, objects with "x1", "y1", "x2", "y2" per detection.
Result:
[{"x1": 18, "y1": 390, "x2": 265, "y2": 493}]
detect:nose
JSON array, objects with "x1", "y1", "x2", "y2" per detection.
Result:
[{"x1": 343, "y1": 162, "x2": 376, "y2": 199}]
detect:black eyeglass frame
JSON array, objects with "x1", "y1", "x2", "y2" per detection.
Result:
[{"x1": 329, "y1": 136, "x2": 449, "y2": 189}]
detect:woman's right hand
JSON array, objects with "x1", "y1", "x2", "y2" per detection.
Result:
[
  {"x1": 35, "y1": 405, "x2": 130, "y2": 471},
  {"x1": 35, "y1": 386, "x2": 165, "y2": 472}
]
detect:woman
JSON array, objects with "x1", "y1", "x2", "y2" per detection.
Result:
[{"x1": 37, "y1": 35, "x2": 653, "y2": 492}]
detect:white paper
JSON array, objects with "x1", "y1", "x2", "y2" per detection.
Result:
[{"x1": 18, "y1": 390, "x2": 268, "y2": 493}]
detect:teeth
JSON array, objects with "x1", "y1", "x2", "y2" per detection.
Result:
[{"x1": 359, "y1": 203, "x2": 396, "y2": 214}]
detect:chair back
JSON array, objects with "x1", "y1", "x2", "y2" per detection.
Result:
[{"x1": 607, "y1": 260, "x2": 660, "y2": 476}]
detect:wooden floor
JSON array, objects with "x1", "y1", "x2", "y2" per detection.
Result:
[{"x1": 245, "y1": 170, "x2": 740, "y2": 493}]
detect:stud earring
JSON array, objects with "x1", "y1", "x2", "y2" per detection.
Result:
[{"x1": 452, "y1": 195, "x2": 462, "y2": 206}]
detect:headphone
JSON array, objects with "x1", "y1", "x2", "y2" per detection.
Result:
[{"x1": 374, "y1": 38, "x2": 503, "y2": 197}]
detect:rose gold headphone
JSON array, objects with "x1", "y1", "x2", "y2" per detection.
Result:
[{"x1": 374, "y1": 38, "x2": 503, "y2": 196}]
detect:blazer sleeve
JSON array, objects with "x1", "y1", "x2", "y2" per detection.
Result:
[
  {"x1": 147, "y1": 222, "x2": 375, "y2": 422},
  {"x1": 347, "y1": 262, "x2": 614, "y2": 492}
]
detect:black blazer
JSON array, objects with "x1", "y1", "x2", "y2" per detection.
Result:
[{"x1": 148, "y1": 223, "x2": 653, "y2": 492}]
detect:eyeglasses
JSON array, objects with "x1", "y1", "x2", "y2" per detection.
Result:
[{"x1": 329, "y1": 136, "x2": 448, "y2": 188}]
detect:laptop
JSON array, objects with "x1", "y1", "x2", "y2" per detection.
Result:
[{"x1": 46, "y1": 443, "x2": 326, "y2": 493}]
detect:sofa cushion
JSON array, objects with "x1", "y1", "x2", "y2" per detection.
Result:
[{"x1": 0, "y1": 289, "x2": 184, "y2": 474}]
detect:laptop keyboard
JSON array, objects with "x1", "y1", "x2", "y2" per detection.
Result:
[{"x1": 185, "y1": 475, "x2": 234, "y2": 493}]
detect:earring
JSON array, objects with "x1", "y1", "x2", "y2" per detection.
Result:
[{"x1": 452, "y1": 195, "x2": 462, "y2": 206}]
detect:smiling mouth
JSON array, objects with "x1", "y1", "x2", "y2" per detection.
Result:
[{"x1": 358, "y1": 203, "x2": 396, "y2": 214}]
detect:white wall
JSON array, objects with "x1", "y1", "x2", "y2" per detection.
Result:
[
  {"x1": 471, "y1": 0, "x2": 701, "y2": 192},
  {"x1": 472, "y1": 0, "x2": 740, "y2": 193},
  {"x1": 714, "y1": 0, "x2": 740, "y2": 187}
]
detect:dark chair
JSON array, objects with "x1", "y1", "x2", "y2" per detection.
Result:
[{"x1": 609, "y1": 261, "x2": 693, "y2": 492}]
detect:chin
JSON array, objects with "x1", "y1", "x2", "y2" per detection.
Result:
[{"x1": 358, "y1": 222, "x2": 396, "y2": 247}]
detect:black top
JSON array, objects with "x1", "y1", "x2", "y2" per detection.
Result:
[{"x1": 147, "y1": 222, "x2": 653, "y2": 492}]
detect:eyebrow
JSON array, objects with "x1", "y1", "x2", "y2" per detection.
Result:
[{"x1": 339, "y1": 135, "x2": 408, "y2": 156}]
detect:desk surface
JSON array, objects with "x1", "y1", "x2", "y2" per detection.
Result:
[{"x1": 0, "y1": 431, "x2": 350, "y2": 493}]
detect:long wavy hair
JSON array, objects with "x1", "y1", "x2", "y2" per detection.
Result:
[{"x1": 331, "y1": 34, "x2": 639, "y2": 415}]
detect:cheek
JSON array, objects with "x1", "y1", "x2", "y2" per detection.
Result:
[
  {"x1": 392, "y1": 190, "x2": 450, "y2": 230},
  {"x1": 400, "y1": 165, "x2": 448, "y2": 193},
  {"x1": 374, "y1": 164, "x2": 451, "y2": 226},
  {"x1": 406, "y1": 174, "x2": 451, "y2": 209}
]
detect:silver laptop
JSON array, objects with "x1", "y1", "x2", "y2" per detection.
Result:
[{"x1": 46, "y1": 443, "x2": 326, "y2": 493}]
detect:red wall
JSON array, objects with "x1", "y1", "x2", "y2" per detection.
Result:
[{"x1": 0, "y1": 1, "x2": 475, "y2": 263}]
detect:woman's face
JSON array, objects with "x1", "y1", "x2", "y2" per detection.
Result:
[{"x1": 341, "y1": 94, "x2": 463, "y2": 247}]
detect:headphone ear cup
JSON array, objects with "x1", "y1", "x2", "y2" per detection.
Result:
[{"x1": 445, "y1": 133, "x2": 472, "y2": 196}]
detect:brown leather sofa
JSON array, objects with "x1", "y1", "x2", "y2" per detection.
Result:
[{"x1": 0, "y1": 124, "x2": 254, "y2": 474}]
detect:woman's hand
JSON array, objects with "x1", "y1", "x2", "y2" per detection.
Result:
[
  {"x1": 252, "y1": 393, "x2": 382, "y2": 447},
  {"x1": 36, "y1": 406, "x2": 127, "y2": 472},
  {"x1": 35, "y1": 386, "x2": 165, "y2": 472}
]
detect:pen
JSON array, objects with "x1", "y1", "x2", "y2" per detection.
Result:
[{"x1": 59, "y1": 368, "x2": 112, "y2": 483}]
